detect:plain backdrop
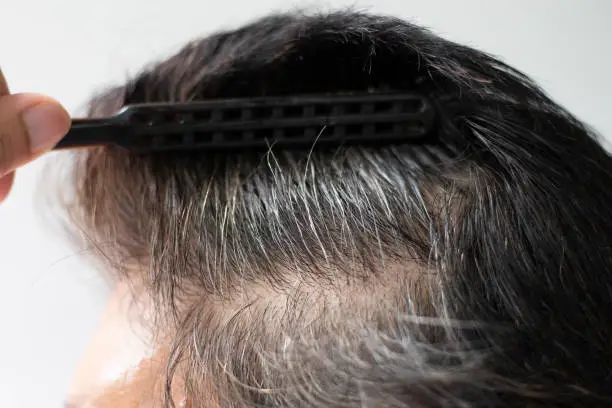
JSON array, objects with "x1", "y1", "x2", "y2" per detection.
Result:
[{"x1": 0, "y1": 1, "x2": 610, "y2": 407}]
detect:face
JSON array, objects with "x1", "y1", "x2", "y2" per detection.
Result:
[{"x1": 66, "y1": 281, "x2": 184, "y2": 407}]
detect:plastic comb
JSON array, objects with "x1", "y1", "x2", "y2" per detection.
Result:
[{"x1": 54, "y1": 92, "x2": 437, "y2": 152}]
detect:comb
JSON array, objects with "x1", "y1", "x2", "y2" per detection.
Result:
[{"x1": 54, "y1": 92, "x2": 437, "y2": 152}]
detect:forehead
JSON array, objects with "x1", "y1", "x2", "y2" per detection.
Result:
[{"x1": 66, "y1": 282, "x2": 160, "y2": 407}]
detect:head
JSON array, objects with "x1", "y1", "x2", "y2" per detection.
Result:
[{"x1": 63, "y1": 10, "x2": 612, "y2": 407}]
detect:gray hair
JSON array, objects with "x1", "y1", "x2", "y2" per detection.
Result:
[{"x1": 62, "y1": 10, "x2": 612, "y2": 407}]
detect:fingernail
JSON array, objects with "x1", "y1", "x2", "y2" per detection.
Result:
[{"x1": 22, "y1": 103, "x2": 69, "y2": 154}]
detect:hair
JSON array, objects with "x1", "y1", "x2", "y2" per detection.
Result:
[{"x1": 62, "y1": 10, "x2": 612, "y2": 407}]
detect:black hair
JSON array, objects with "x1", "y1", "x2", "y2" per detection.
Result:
[{"x1": 68, "y1": 10, "x2": 612, "y2": 407}]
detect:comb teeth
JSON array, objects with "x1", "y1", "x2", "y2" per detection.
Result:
[
  {"x1": 118, "y1": 93, "x2": 435, "y2": 152},
  {"x1": 56, "y1": 92, "x2": 438, "y2": 152}
]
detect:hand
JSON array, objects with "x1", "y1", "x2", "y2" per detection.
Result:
[{"x1": 0, "y1": 68, "x2": 70, "y2": 202}]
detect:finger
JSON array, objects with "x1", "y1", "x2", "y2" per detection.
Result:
[
  {"x1": 0, "y1": 172, "x2": 15, "y2": 203},
  {"x1": 0, "y1": 93, "x2": 70, "y2": 175},
  {"x1": 0, "y1": 71, "x2": 14, "y2": 201},
  {"x1": 0, "y1": 68, "x2": 9, "y2": 96}
]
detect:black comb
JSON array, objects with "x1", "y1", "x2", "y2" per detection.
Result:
[{"x1": 54, "y1": 92, "x2": 436, "y2": 152}]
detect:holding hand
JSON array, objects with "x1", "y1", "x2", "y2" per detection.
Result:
[{"x1": 0, "y1": 68, "x2": 70, "y2": 201}]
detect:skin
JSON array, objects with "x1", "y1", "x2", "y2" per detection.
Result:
[
  {"x1": 0, "y1": 69, "x2": 168, "y2": 406},
  {"x1": 0, "y1": 68, "x2": 70, "y2": 201},
  {"x1": 66, "y1": 281, "x2": 181, "y2": 407},
  {"x1": 0, "y1": 71, "x2": 70, "y2": 201}
]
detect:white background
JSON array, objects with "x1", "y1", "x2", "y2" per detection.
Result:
[{"x1": 0, "y1": 1, "x2": 610, "y2": 407}]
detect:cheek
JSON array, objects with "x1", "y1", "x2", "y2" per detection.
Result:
[{"x1": 67, "y1": 282, "x2": 161, "y2": 406}]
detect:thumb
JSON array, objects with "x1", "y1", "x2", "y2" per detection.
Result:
[{"x1": 0, "y1": 93, "x2": 70, "y2": 175}]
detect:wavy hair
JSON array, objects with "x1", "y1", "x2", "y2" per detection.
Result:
[{"x1": 63, "y1": 10, "x2": 612, "y2": 407}]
